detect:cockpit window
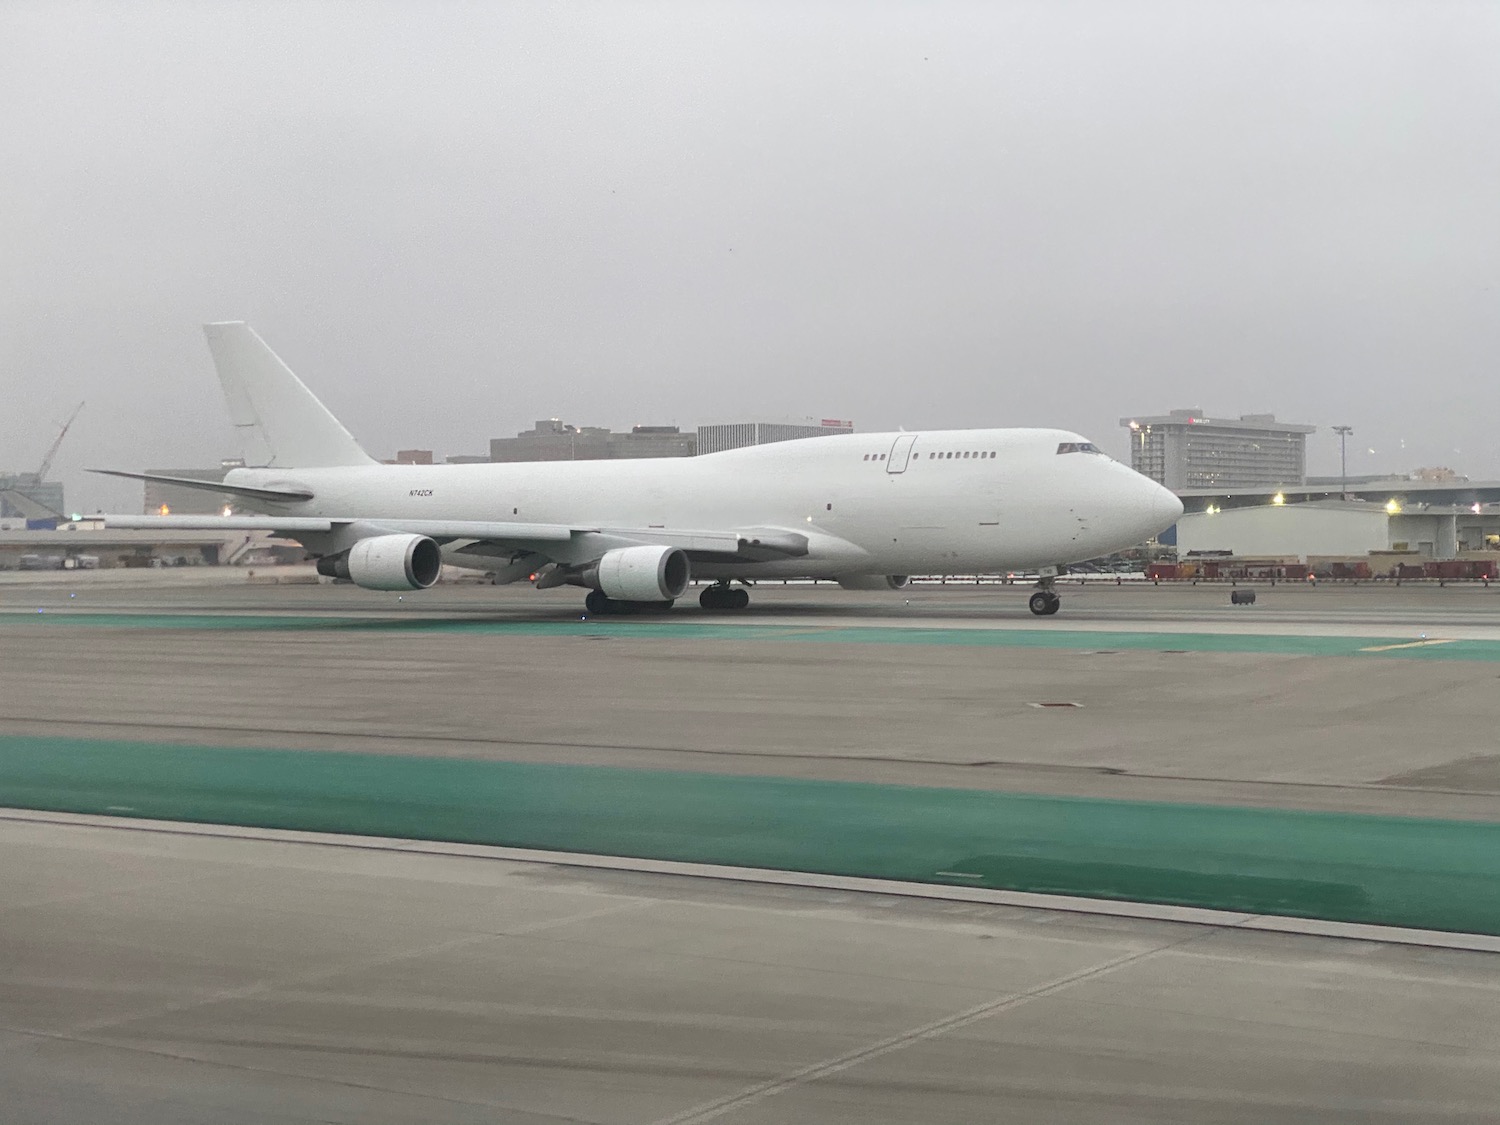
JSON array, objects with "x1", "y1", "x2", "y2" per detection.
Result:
[{"x1": 1056, "y1": 441, "x2": 1103, "y2": 455}]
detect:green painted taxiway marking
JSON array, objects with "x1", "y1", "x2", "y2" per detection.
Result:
[
  {"x1": 3, "y1": 735, "x2": 1500, "y2": 935},
  {"x1": 6, "y1": 610, "x2": 1500, "y2": 660}
]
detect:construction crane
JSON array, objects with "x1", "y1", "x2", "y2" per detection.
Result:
[{"x1": 36, "y1": 401, "x2": 85, "y2": 482}]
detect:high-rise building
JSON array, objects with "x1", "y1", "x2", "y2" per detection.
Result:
[
  {"x1": 1120, "y1": 410, "x2": 1315, "y2": 491},
  {"x1": 696, "y1": 419, "x2": 854, "y2": 455}
]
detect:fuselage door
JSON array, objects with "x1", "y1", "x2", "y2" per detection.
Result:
[{"x1": 887, "y1": 434, "x2": 918, "y2": 474}]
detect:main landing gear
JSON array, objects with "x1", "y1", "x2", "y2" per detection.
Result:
[
  {"x1": 699, "y1": 582, "x2": 750, "y2": 611},
  {"x1": 584, "y1": 590, "x2": 673, "y2": 615},
  {"x1": 1028, "y1": 579, "x2": 1061, "y2": 616}
]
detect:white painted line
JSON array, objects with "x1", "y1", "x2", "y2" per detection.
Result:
[
  {"x1": 1359, "y1": 638, "x2": 1458, "y2": 652},
  {"x1": 4, "y1": 807, "x2": 1499, "y2": 953}
]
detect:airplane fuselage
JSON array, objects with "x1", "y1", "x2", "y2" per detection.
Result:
[{"x1": 227, "y1": 426, "x2": 1181, "y2": 579}]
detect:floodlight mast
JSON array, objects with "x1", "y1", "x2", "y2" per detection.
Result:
[{"x1": 1332, "y1": 425, "x2": 1354, "y2": 499}]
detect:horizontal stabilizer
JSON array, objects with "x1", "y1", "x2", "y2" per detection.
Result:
[
  {"x1": 89, "y1": 469, "x2": 315, "y2": 504},
  {"x1": 0, "y1": 488, "x2": 66, "y2": 520}
]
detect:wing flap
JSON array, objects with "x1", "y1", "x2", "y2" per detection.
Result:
[{"x1": 105, "y1": 515, "x2": 336, "y2": 532}]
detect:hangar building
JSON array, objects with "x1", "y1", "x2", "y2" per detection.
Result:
[{"x1": 1177, "y1": 500, "x2": 1500, "y2": 560}]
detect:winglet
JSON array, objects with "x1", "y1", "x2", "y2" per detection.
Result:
[{"x1": 204, "y1": 322, "x2": 374, "y2": 468}]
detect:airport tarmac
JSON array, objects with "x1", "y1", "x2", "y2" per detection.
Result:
[
  {"x1": 8, "y1": 564, "x2": 1500, "y2": 635},
  {"x1": 5, "y1": 575, "x2": 1500, "y2": 1120},
  {"x1": 4, "y1": 815, "x2": 1500, "y2": 1125},
  {"x1": 4, "y1": 577, "x2": 1500, "y2": 817}
]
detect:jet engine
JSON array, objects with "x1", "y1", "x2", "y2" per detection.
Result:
[
  {"x1": 836, "y1": 574, "x2": 912, "y2": 591},
  {"x1": 585, "y1": 545, "x2": 690, "y2": 602},
  {"x1": 316, "y1": 534, "x2": 442, "y2": 590}
]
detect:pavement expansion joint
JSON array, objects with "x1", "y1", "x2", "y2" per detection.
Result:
[{"x1": 651, "y1": 937, "x2": 1196, "y2": 1125}]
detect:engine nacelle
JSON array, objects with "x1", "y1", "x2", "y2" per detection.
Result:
[
  {"x1": 317, "y1": 534, "x2": 442, "y2": 590},
  {"x1": 587, "y1": 545, "x2": 690, "y2": 602},
  {"x1": 836, "y1": 574, "x2": 912, "y2": 591}
]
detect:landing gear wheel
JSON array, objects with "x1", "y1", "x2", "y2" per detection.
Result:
[
  {"x1": 1028, "y1": 590, "x2": 1061, "y2": 616},
  {"x1": 700, "y1": 584, "x2": 751, "y2": 611},
  {"x1": 585, "y1": 590, "x2": 613, "y2": 615}
]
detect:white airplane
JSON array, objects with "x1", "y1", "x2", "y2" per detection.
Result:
[{"x1": 100, "y1": 323, "x2": 1182, "y2": 616}]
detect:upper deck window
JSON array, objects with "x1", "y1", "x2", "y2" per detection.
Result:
[{"x1": 1057, "y1": 441, "x2": 1102, "y2": 455}]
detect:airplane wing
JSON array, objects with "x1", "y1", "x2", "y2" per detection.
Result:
[
  {"x1": 104, "y1": 514, "x2": 576, "y2": 542},
  {"x1": 93, "y1": 465, "x2": 810, "y2": 561},
  {"x1": 101, "y1": 515, "x2": 808, "y2": 560}
]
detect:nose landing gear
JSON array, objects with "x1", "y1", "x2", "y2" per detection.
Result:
[{"x1": 1028, "y1": 579, "x2": 1061, "y2": 616}]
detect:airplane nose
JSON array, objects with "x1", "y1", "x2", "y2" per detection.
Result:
[{"x1": 1153, "y1": 485, "x2": 1184, "y2": 526}]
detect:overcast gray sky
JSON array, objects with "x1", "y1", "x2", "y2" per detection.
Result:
[{"x1": 4, "y1": 1, "x2": 1497, "y2": 512}]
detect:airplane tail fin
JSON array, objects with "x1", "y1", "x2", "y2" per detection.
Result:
[{"x1": 203, "y1": 322, "x2": 374, "y2": 468}]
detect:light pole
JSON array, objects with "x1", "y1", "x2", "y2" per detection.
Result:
[{"x1": 1333, "y1": 425, "x2": 1353, "y2": 499}]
